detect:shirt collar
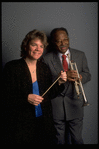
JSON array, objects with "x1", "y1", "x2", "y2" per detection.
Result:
[{"x1": 58, "y1": 49, "x2": 70, "y2": 59}]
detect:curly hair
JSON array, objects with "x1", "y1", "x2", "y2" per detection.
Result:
[{"x1": 20, "y1": 29, "x2": 48, "y2": 58}]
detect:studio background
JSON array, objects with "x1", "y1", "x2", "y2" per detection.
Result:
[{"x1": 2, "y1": 2, "x2": 98, "y2": 144}]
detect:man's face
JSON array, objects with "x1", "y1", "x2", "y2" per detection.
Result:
[{"x1": 53, "y1": 30, "x2": 69, "y2": 54}]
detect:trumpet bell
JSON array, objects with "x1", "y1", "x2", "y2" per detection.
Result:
[{"x1": 82, "y1": 102, "x2": 90, "y2": 107}]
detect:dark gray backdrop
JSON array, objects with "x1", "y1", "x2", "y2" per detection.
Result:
[{"x1": 2, "y1": 2, "x2": 98, "y2": 144}]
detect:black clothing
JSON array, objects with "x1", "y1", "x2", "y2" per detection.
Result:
[{"x1": 2, "y1": 58, "x2": 63, "y2": 144}]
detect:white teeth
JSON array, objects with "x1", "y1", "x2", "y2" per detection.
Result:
[{"x1": 33, "y1": 52, "x2": 39, "y2": 54}]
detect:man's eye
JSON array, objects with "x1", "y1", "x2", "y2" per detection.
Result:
[{"x1": 56, "y1": 41, "x2": 61, "y2": 44}]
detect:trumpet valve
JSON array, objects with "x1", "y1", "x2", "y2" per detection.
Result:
[
  {"x1": 75, "y1": 82, "x2": 80, "y2": 95},
  {"x1": 77, "y1": 82, "x2": 80, "y2": 85}
]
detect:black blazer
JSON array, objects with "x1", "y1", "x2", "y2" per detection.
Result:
[{"x1": 2, "y1": 58, "x2": 64, "y2": 143}]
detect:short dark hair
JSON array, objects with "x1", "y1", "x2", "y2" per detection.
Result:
[
  {"x1": 50, "y1": 27, "x2": 69, "y2": 42},
  {"x1": 46, "y1": 27, "x2": 69, "y2": 53},
  {"x1": 20, "y1": 29, "x2": 48, "y2": 58}
]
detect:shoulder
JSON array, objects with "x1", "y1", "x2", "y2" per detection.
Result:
[
  {"x1": 41, "y1": 52, "x2": 57, "y2": 65},
  {"x1": 4, "y1": 58, "x2": 25, "y2": 67},
  {"x1": 4, "y1": 58, "x2": 23, "y2": 66},
  {"x1": 42, "y1": 52, "x2": 54, "y2": 60},
  {"x1": 70, "y1": 47, "x2": 85, "y2": 55},
  {"x1": 3, "y1": 58, "x2": 26, "y2": 73},
  {"x1": 69, "y1": 48, "x2": 85, "y2": 59}
]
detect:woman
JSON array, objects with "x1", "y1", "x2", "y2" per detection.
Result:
[{"x1": 2, "y1": 30, "x2": 67, "y2": 144}]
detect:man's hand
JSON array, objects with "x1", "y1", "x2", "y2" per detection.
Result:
[{"x1": 67, "y1": 70, "x2": 82, "y2": 82}]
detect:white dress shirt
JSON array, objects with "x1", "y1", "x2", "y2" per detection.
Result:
[{"x1": 58, "y1": 49, "x2": 70, "y2": 69}]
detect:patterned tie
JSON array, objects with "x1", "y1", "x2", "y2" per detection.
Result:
[{"x1": 62, "y1": 54, "x2": 68, "y2": 72}]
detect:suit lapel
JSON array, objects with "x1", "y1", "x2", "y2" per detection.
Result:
[
  {"x1": 51, "y1": 48, "x2": 79, "y2": 73},
  {"x1": 51, "y1": 51, "x2": 70, "y2": 93},
  {"x1": 52, "y1": 49, "x2": 78, "y2": 73},
  {"x1": 69, "y1": 48, "x2": 79, "y2": 63},
  {"x1": 52, "y1": 51, "x2": 64, "y2": 74}
]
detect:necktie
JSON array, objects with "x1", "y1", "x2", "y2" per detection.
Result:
[{"x1": 62, "y1": 54, "x2": 68, "y2": 72}]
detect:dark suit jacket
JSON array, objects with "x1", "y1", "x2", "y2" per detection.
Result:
[
  {"x1": 2, "y1": 58, "x2": 64, "y2": 143},
  {"x1": 42, "y1": 47, "x2": 91, "y2": 120}
]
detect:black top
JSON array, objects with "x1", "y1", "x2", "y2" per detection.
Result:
[{"x1": 2, "y1": 58, "x2": 64, "y2": 144}]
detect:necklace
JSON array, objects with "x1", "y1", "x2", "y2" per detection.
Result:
[
  {"x1": 24, "y1": 59, "x2": 36, "y2": 73},
  {"x1": 32, "y1": 69, "x2": 36, "y2": 73}
]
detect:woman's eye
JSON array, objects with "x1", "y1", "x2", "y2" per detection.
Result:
[
  {"x1": 31, "y1": 44, "x2": 36, "y2": 46},
  {"x1": 40, "y1": 45, "x2": 44, "y2": 48}
]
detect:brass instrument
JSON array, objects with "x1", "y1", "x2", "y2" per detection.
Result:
[{"x1": 67, "y1": 54, "x2": 90, "y2": 106}]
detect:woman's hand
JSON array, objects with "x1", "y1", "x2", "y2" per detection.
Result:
[
  {"x1": 28, "y1": 94, "x2": 44, "y2": 106},
  {"x1": 58, "y1": 71, "x2": 67, "y2": 85}
]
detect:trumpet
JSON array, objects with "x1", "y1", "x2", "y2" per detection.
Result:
[{"x1": 67, "y1": 54, "x2": 90, "y2": 106}]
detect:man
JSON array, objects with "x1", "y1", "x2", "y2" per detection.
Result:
[{"x1": 42, "y1": 27, "x2": 91, "y2": 144}]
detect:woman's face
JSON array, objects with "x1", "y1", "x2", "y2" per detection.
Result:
[{"x1": 27, "y1": 38, "x2": 44, "y2": 60}]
